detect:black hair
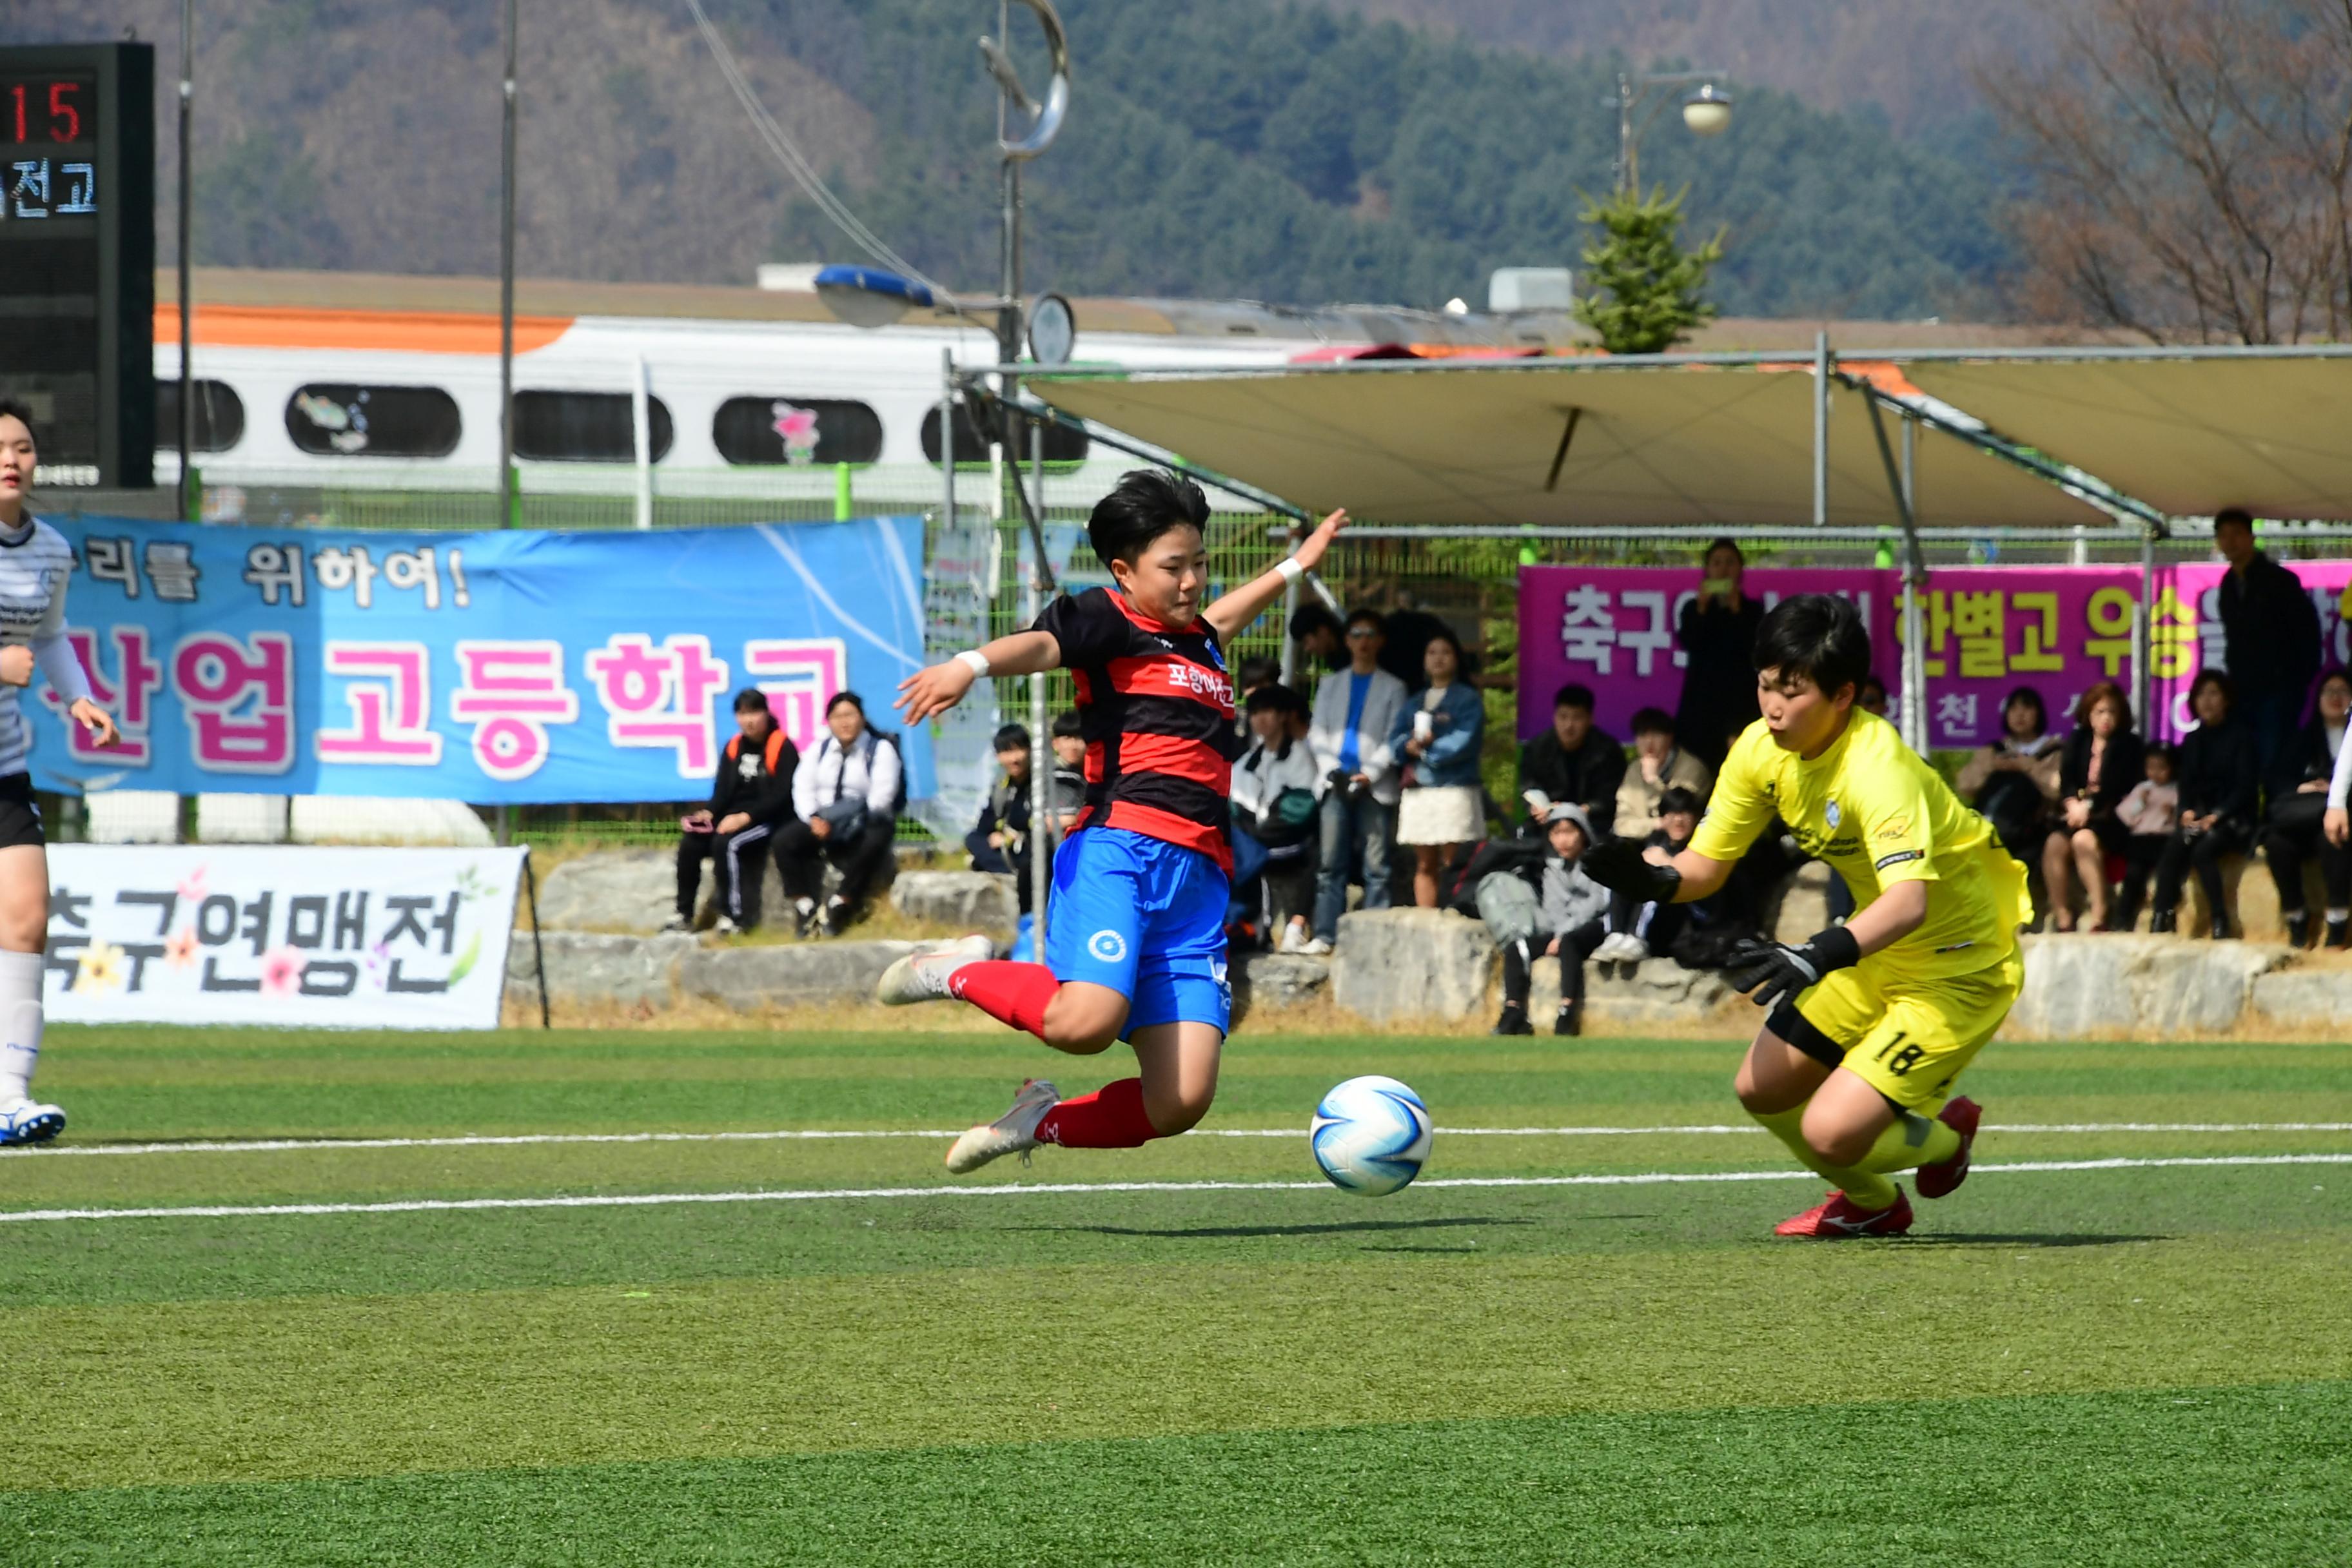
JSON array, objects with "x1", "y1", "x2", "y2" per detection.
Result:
[
  {"x1": 992, "y1": 723, "x2": 1032, "y2": 753},
  {"x1": 1860, "y1": 672, "x2": 1890, "y2": 698},
  {"x1": 2144, "y1": 740, "x2": 2177, "y2": 765},
  {"x1": 1244, "y1": 681, "x2": 1309, "y2": 718},
  {"x1": 732, "y1": 687, "x2": 770, "y2": 714},
  {"x1": 2213, "y1": 506, "x2": 2255, "y2": 533},
  {"x1": 1051, "y1": 709, "x2": 1083, "y2": 740},
  {"x1": 0, "y1": 398, "x2": 34, "y2": 438},
  {"x1": 1703, "y1": 536, "x2": 1743, "y2": 568},
  {"x1": 1657, "y1": 785, "x2": 1703, "y2": 819},
  {"x1": 1752, "y1": 593, "x2": 1870, "y2": 703},
  {"x1": 2002, "y1": 685, "x2": 2048, "y2": 738},
  {"x1": 1235, "y1": 654, "x2": 1280, "y2": 693},
  {"x1": 1344, "y1": 605, "x2": 1386, "y2": 632},
  {"x1": 1552, "y1": 681, "x2": 1596, "y2": 714},
  {"x1": 1288, "y1": 601, "x2": 1344, "y2": 643},
  {"x1": 1088, "y1": 468, "x2": 1210, "y2": 568},
  {"x1": 825, "y1": 690, "x2": 865, "y2": 719},
  {"x1": 1630, "y1": 705, "x2": 1675, "y2": 737},
  {"x1": 2189, "y1": 668, "x2": 2235, "y2": 708},
  {"x1": 1424, "y1": 626, "x2": 1468, "y2": 676}
]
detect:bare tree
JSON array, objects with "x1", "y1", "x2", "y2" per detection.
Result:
[{"x1": 1984, "y1": 0, "x2": 2352, "y2": 343}]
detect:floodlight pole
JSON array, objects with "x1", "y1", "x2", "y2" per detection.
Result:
[
  {"x1": 497, "y1": 0, "x2": 518, "y2": 529},
  {"x1": 1612, "y1": 68, "x2": 1730, "y2": 195},
  {"x1": 176, "y1": 0, "x2": 195, "y2": 520}
]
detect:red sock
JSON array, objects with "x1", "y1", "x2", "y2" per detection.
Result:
[
  {"x1": 1035, "y1": 1077, "x2": 1162, "y2": 1148},
  {"x1": 946, "y1": 960, "x2": 1061, "y2": 1038}
]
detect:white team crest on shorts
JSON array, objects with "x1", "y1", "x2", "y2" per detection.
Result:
[
  {"x1": 1088, "y1": 929, "x2": 1128, "y2": 963},
  {"x1": 1825, "y1": 799, "x2": 1841, "y2": 829}
]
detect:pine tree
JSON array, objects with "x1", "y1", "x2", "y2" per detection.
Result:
[{"x1": 1571, "y1": 186, "x2": 1726, "y2": 354}]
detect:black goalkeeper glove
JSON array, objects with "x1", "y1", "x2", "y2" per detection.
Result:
[
  {"x1": 1722, "y1": 926, "x2": 1863, "y2": 1010},
  {"x1": 1578, "y1": 835, "x2": 1683, "y2": 903}
]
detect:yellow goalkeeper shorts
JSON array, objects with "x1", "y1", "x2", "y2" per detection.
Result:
[{"x1": 1774, "y1": 945, "x2": 2025, "y2": 1111}]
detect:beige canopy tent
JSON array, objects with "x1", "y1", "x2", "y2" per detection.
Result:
[
  {"x1": 1029, "y1": 359, "x2": 2118, "y2": 530},
  {"x1": 1903, "y1": 353, "x2": 2352, "y2": 523}
]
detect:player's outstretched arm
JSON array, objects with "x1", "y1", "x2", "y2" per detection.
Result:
[
  {"x1": 0, "y1": 636, "x2": 121, "y2": 747},
  {"x1": 1581, "y1": 838, "x2": 1732, "y2": 905},
  {"x1": 896, "y1": 631, "x2": 1062, "y2": 725},
  {"x1": 1202, "y1": 509, "x2": 1348, "y2": 643}
]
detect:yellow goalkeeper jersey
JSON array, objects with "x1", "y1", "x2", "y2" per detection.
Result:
[{"x1": 1689, "y1": 709, "x2": 2032, "y2": 983}]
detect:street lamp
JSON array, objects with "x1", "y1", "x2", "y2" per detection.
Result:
[{"x1": 1611, "y1": 70, "x2": 1734, "y2": 194}]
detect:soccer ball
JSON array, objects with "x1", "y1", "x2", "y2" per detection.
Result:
[{"x1": 1310, "y1": 1075, "x2": 1433, "y2": 1196}]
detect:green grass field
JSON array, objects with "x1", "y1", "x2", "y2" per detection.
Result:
[{"x1": 8, "y1": 1023, "x2": 2351, "y2": 1565}]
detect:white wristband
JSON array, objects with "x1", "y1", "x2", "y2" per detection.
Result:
[
  {"x1": 955, "y1": 649, "x2": 992, "y2": 679},
  {"x1": 1276, "y1": 557, "x2": 1304, "y2": 585}
]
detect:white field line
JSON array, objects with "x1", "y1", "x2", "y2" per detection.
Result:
[
  {"x1": 10, "y1": 1121, "x2": 2352, "y2": 1160},
  {"x1": 4, "y1": 1152, "x2": 2349, "y2": 1226}
]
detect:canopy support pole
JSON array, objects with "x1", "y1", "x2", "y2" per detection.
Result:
[
  {"x1": 1861, "y1": 387, "x2": 1930, "y2": 756},
  {"x1": 1544, "y1": 407, "x2": 1582, "y2": 493},
  {"x1": 2137, "y1": 529, "x2": 2156, "y2": 736},
  {"x1": 1813, "y1": 331, "x2": 1830, "y2": 527}
]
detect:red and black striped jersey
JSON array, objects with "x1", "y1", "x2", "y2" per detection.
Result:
[{"x1": 1037, "y1": 587, "x2": 1242, "y2": 870}]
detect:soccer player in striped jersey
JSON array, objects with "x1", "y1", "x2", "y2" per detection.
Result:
[
  {"x1": 0, "y1": 401, "x2": 123, "y2": 1145},
  {"x1": 885, "y1": 469, "x2": 1345, "y2": 1171}
]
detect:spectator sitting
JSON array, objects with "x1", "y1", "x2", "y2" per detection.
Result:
[
  {"x1": 1288, "y1": 602, "x2": 1345, "y2": 677},
  {"x1": 2215, "y1": 506, "x2": 2322, "y2": 779},
  {"x1": 2149, "y1": 671, "x2": 2260, "y2": 937},
  {"x1": 1613, "y1": 707, "x2": 1713, "y2": 840},
  {"x1": 1955, "y1": 685, "x2": 2063, "y2": 867},
  {"x1": 1517, "y1": 682, "x2": 1626, "y2": 835},
  {"x1": 1674, "y1": 536, "x2": 1765, "y2": 769},
  {"x1": 1493, "y1": 801, "x2": 1611, "y2": 1037},
  {"x1": 1048, "y1": 708, "x2": 1087, "y2": 834},
  {"x1": 1859, "y1": 672, "x2": 1890, "y2": 718},
  {"x1": 1306, "y1": 606, "x2": 1409, "y2": 956},
  {"x1": 2260, "y1": 668, "x2": 2352, "y2": 948},
  {"x1": 1594, "y1": 784, "x2": 1706, "y2": 970},
  {"x1": 777, "y1": 691, "x2": 903, "y2": 937},
  {"x1": 966, "y1": 723, "x2": 1041, "y2": 912},
  {"x1": 2040, "y1": 683, "x2": 2145, "y2": 932},
  {"x1": 1230, "y1": 682, "x2": 1324, "y2": 952},
  {"x1": 1391, "y1": 628, "x2": 1486, "y2": 908},
  {"x1": 671, "y1": 688, "x2": 799, "y2": 934},
  {"x1": 2114, "y1": 742, "x2": 2180, "y2": 928},
  {"x1": 1233, "y1": 655, "x2": 1280, "y2": 740}
]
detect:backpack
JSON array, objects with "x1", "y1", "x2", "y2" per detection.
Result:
[{"x1": 724, "y1": 729, "x2": 792, "y2": 774}]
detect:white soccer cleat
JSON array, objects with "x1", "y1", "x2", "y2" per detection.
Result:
[
  {"x1": 0, "y1": 1097, "x2": 65, "y2": 1147},
  {"x1": 875, "y1": 934, "x2": 996, "y2": 1006},
  {"x1": 945, "y1": 1077, "x2": 1061, "y2": 1173}
]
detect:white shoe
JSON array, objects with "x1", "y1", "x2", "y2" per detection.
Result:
[
  {"x1": 1277, "y1": 923, "x2": 1309, "y2": 954},
  {"x1": 659, "y1": 913, "x2": 692, "y2": 934},
  {"x1": 0, "y1": 1097, "x2": 64, "y2": 1147},
  {"x1": 1298, "y1": 936, "x2": 1334, "y2": 957},
  {"x1": 1614, "y1": 934, "x2": 1651, "y2": 963},
  {"x1": 712, "y1": 914, "x2": 741, "y2": 936},
  {"x1": 876, "y1": 934, "x2": 996, "y2": 1006},
  {"x1": 945, "y1": 1078, "x2": 1061, "y2": 1173},
  {"x1": 1591, "y1": 932, "x2": 1627, "y2": 962}
]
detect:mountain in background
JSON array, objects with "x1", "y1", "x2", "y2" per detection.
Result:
[{"x1": 5, "y1": 0, "x2": 2048, "y2": 320}]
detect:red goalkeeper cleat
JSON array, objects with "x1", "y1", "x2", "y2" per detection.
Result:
[
  {"x1": 1915, "y1": 1095, "x2": 1981, "y2": 1200},
  {"x1": 1775, "y1": 1186, "x2": 1914, "y2": 1238}
]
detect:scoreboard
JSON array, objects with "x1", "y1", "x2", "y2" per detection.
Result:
[{"x1": 0, "y1": 43, "x2": 153, "y2": 491}]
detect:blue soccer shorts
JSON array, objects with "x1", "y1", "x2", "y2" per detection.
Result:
[{"x1": 1044, "y1": 826, "x2": 1232, "y2": 1035}]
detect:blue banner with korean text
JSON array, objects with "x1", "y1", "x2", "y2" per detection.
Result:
[{"x1": 28, "y1": 516, "x2": 935, "y2": 804}]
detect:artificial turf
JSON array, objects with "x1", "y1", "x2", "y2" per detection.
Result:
[{"x1": 9, "y1": 1025, "x2": 2351, "y2": 1563}]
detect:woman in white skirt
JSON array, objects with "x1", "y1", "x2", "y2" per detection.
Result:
[{"x1": 1388, "y1": 628, "x2": 1487, "y2": 906}]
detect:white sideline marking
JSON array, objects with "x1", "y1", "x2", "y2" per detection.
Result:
[
  {"x1": 4, "y1": 1152, "x2": 2347, "y2": 1225},
  {"x1": 12, "y1": 1121, "x2": 2351, "y2": 1160}
]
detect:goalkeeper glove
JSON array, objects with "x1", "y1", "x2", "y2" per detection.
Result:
[
  {"x1": 1578, "y1": 835, "x2": 1683, "y2": 903},
  {"x1": 1722, "y1": 926, "x2": 1862, "y2": 1010}
]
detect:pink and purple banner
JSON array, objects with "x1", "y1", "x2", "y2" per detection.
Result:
[{"x1": 1518, "y1": 561, "x2": 2352, "y2": 750}]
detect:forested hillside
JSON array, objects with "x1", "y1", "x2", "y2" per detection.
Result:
[{"x1": 5, "y1": 0, "x2": 2023, "y2": 319}]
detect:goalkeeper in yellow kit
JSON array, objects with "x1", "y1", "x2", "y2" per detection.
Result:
[{"x1": 1583, "y1": 594, "x2": 2032, "y2": 1237}]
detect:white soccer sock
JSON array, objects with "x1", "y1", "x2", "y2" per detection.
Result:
[{"x1": 0, "y1": 949, "x2": 43, "y2": 1102}]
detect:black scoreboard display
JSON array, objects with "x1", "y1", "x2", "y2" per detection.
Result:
[{"x1": 0, "y1": 43, "x2": 153, "y2": 491}]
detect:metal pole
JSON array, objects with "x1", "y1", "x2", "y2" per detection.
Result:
[
  {"x1": 1812, "y1": 329, "x2": 1830, "y2": 527},
  {"x1": 1277, "y1": 556, "x2": 1302, "y2": 685},
  {"x1": 2137, "y1": 529, "x2": 2156, "y2": 736},
  {"x1": 1899, "y1": 411, "x2": 1923, "y2": 750},
  {"x1": 1615, "y1": 72, "x2": 1632, "y2": 195},
  {"x1": 630, "y1": 353, "x2": 652, "y2": 530},
  {"x1": 498, "y1": 0, "x2": 518, "y2": 529},
  {"x1": 177, "y1": 0, "x2": 195, "y2": 521},
  {"x1": 1028, "y1": 420, "x2": 1052, "y2": 941}
]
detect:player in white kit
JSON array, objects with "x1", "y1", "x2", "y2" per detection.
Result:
[{"x1": 0, "y1": 402, "x2": 122, "y2": 1144}]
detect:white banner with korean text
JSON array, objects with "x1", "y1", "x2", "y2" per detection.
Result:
[{"x1": 43, "y1": 846, "x2": 525, "y2": 1029}]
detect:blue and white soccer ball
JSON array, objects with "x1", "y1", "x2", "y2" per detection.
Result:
[{"x1": 1311, "y1": 1075, "x2": 1433, "y2": 1196}]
